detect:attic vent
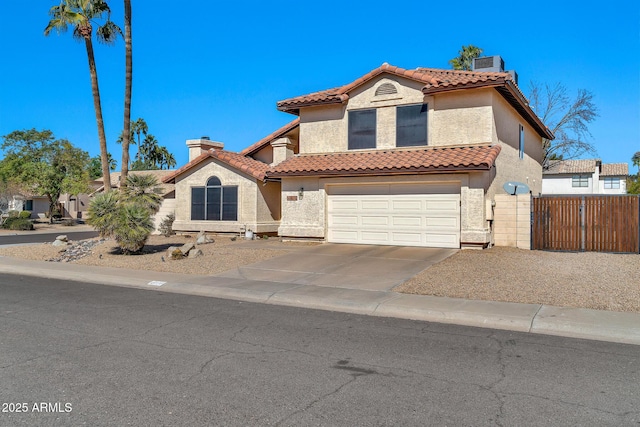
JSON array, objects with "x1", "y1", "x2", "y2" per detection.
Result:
[{"x1": 375, "y1": 83, "x2": 398, "y2": 96}]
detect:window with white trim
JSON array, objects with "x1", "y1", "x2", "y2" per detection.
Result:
[
  {"x1": 572, "y1": 175, "x2": 589, "y2": 187},
  {"x1": 191, "y1": 176, "x2": 238, "y2": 221},
  {"x1": 603, "y1": 177, "x2": 620, "y2": 189}
]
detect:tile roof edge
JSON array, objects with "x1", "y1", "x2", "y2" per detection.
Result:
[{"x1": 240, "y1": 118, "x2": 300, "y2": 156}]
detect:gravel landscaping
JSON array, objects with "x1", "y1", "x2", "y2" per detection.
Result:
[
  {"x1": 395, "y1": 246, "x2": 640, "y2": 313},
  {"x1": 1, "y1": 225, "x2": 638, "y2": 313}
]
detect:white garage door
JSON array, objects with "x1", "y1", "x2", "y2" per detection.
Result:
[{"x1": 327, "y1": 184, "x2": 460, "y2": 248}]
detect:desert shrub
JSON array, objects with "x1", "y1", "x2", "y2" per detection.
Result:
[
  {"x1": 19, "y1": 211, "x2": 32, "y2": 219},
  {"x1": 7, "y1": 210, "x2": 19, "y2": 218},
  {"x1": 87, "y1": 175, "x2": 162, "y2": 254},
  {"x1": 3, "y1": 217, "x2": 34, "y2": 230},
  {"x1": 158, "y1": 213, "x2": 175, "y2": 237}
]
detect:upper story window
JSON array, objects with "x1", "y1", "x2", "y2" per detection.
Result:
[
  {"x1": 191, "y1": 176, "x2": 238, "y2": 221},
  {"x1": 348, "y1": 109, "x2": 376, "y2": 150},
  {"x1": 518, "y1": 124, "x2": 525, "y2": 159},
  {"x1": 397, "y1": 104, "x2": 428, "y2": 147},
  {"x1": 603, "y1": 177, "x2": 620, "y2": 189},
  {"x1": 572, "y1": 175, "x2": 589, "y2": 188}
]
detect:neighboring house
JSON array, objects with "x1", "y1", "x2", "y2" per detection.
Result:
[
  {"x1": 164, "y1": 56, "x2": 553, "y2": 248},
  {"x1": 3, "y1": 194, "x2": 49, "y2": 218},
  {"x1": 542, "y1": 159, "x2": 628, "y2": 195},
  {"x1": 94, "y1": 170, "x2": 176, "y2": 233}
]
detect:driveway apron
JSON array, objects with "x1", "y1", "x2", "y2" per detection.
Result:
[{"x1": 215, "y1": 243, "x2": 457, "y2": 291}]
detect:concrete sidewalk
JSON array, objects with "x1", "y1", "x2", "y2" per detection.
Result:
[{"x1": 0, "y1": 256, "x2": 638, "y2": 346}]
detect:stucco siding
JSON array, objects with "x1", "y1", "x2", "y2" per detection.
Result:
[
  {"x1": 172, "y1": 159, "x2": 268, "y2": 233},
  {"x1": 430, "y1": 90, "x2": 494, "y2": 146},
  {"x1": 489, "y1": 90, "x2": 544, "y2": 199}
]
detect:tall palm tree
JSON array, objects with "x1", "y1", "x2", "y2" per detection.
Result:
[
  {"x1": 121, "y1": 0, "x2": 133, "y2": 187},
  {"x1": 45, "y1": 0, "x2": 121, "y2": 193},
  {"x1": 449, "y1": 45, "x2": 483, "y2": 71}
]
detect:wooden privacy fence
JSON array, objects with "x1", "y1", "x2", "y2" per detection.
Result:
[{"x1": 532, "y1": 195, "x2": 640, "y2": 253}]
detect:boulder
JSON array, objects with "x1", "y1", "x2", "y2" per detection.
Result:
[
  {"x1": 52, "y1": 239, "x2": 68, "y2": 247},
  {"x1": 195, "y1": 231, "x2": 214, "y2": 245},
  {"x1": 55, "y1": 235, "x2": 68, "y2": 242},
  {"x1": 188, "y1": 248, "x2": 204, "y2": 259},
  {"x1": 179, "y1": 242, "x2": 195, "y2": 254}
]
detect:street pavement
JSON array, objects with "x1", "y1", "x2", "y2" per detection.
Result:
[
  {"x1": 1, "y1": 274, "x2": 639, "y2": 426},
  {"x1": 0, "y1": 253, "x2": 638, "y2": 346}
]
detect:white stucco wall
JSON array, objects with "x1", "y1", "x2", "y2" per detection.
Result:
[{"x1": 542, "y1": 174, "x2": 627, "y2": 194}]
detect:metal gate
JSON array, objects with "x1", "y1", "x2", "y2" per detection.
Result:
[{"x1": 532, "y1": 195, "x2": 640, "y2": 253}]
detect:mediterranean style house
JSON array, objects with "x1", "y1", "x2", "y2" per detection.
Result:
[
  {"x1": 164, "y1": 56, "x2": 553, "y2": 249},
  {"x1": 542, "y1": 159, "x2": 628, "y2": 195}
]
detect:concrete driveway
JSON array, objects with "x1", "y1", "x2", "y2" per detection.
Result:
[{"x1": 215, "y1": 243, "x2": 457, "y2": 291}]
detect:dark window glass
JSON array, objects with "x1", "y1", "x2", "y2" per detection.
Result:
[
  {"x1": 191, "y1": 187, "x2": 205, "y2": 220},
  {"x1": 192, "y1": 176, "x2": 238, "y2": 221},
  {"x1": 221, "y1": 187, "x2": 238, "y2": 221},
  {"x1": 397, "y1": 104, "x2": 428, "y2": 147},
  {"x1": 206, "y1": 176, "x2": 221, "y2": 186},
  {"x1": 25, "y1": 200, "x2": 33, "y2": 211},
  {"x1": 206, "y1": 187, "x2": 221, "y2": 220},
  {"x1": 348, "y1": 109, "x2": 376, "y2": 149}
]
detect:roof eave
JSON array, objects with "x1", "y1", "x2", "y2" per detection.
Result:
[{"x1": 267, "y1": 165, "x2": 493, "y2": 179}]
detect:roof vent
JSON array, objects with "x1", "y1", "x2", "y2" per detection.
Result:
[
  {"x1": 472, "y1": 56, "x2": 505, "y2": 72},
  {"x1": 375, "y1": 83, "x2": 398, "y2": 96},
  {"x1": 201, "y1": 136, "x2": 210, "y2": 140}
]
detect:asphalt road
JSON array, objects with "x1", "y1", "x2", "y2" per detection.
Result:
[
  {"x1": 0, "y1": 230, "x2": 98, "y2": 245},
  {"x1": 1, "y1": 274, "x2": 639, "y2": 426}
]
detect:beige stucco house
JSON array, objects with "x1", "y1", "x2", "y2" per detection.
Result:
[{"x1": 164, "y1": 57, "x2": 553, "y2": 248}]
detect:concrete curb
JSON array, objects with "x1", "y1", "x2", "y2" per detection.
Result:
[{"x1": 0, "y1": 257, "x2": 638, "y2": 346}]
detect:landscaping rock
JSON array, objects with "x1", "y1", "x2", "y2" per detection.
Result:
[
  {"x1": 52, "y1": 239, "x2": 68, "y2": 247},
  {"x1": 188, "y1": 248, "x2": 204, "y2": 259},
  {"x1": 47, "y1": 238, "x2": 105, "y2": 262},
  {"x1": 55, "y1": 235, "x2": 68, "y2": 242},
  {"x1": 196, "y1": 231, "x2": 214, "y2": 245},
  {"x1": 179, "y1": 242, "x2": 195, "y2": 255}
]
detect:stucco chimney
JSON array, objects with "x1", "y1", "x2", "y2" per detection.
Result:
[
  {"x1": 186, "y1": 138, "x2": 224, "y2": 161},
  {"x1": 271, "y1": 137, "x2": 294, "y2": 166}
]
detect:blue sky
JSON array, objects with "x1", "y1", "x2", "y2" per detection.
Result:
[{"x1": 1, "y1": 1, "x2": 638, "y2": 171}]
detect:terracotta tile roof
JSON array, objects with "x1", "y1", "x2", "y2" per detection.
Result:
[
  {"x1": 276, "y1": 63, "x2": 553, "y2": 140},
  {"x1": 267, "y1": 145, "x2": 501, "y2": 178},
  {"x1": 544, "y1": 160, "x2": 629, "y2": 177},
  {"x1": 162, "y1": 149, "x2": 270, "y2": 183},
  {"x1": 240, "y1": 118, "x2": 300, "y2": 156},
  {"x1": 601, "y1": 163, "x2": 629, "y2": 176},
  {"x1": 544, "y1": 159, "x2": 597, "y2": 175}
]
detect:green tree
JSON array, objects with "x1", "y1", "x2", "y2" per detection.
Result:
[
  {"x1": 628, "y1": 152, "x2": 640, "y2": 194},
  {"x1": 449, "y1": 45, "x2": 483, "y2": 71},
  {"x1": 87, "y1": 173, "x2": 162, "y2": 253},
  {"x1": 45, "y1": 0, "x2": 121, "y2": 193},
  {"x1": 89, "y1": 152, "x2": 116, "y2": 180},
  {"x1": 0, "y1": 129, "x2": 91, "y2": 221},
  {"x1": 632, "y1": 151, "x2": 640, "y2": 170},
  {"x1": 528, "y1": 82, "x2": 598, "y2": 167},
  {"x1": 130, "y1": 134, "x2": 176, "y2": 170},
  {"x1": 120, "y1": 0, "x2": 133, "y2": 186}
]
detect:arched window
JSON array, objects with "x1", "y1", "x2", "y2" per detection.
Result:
[{"x1": 191, "y1": 176, "x2": 238, "y2": 221}]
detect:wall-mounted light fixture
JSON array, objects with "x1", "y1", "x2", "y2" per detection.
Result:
[{"x1": 298, "y1": 187, "x2": 304, "y2": 200}]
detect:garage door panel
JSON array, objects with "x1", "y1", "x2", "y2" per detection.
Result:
[
  {"x1": 327, "y1": 186, "x2": 460, "y2": 248},
  {"x1": 331, "y1": 200, "x2": 359, "y2": 211},
  {"x1": 361, "y1": 216, "x2": 389, "y2": 226},
  {"x1": 392, "y1": 216, "x2": 422, "y2": 227},
  {"x1": 361, "y1": 200, "x2": 389, "y2": 210},
  {"x1": 330, "y1": 215, "x2": 358, "y2": 226},
  {"x1": 392, "y1": 200, "x2": 422, "y2": 210}
]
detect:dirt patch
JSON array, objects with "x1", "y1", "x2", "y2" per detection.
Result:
[
  {"x1": 0, "y1": 234, "x2": 315, "y2": 276},
  {"x1": 395, "y1": 246, "x2": 640, "y2": 312}
]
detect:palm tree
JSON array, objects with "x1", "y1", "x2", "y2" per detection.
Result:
[
  {"x1": 45, "y1": 0, "x2": 121, "y2": 193},
  {"x1": 121, "y1": 0, "x2": 133, "y2": 187},
  {"x1": 449, "y1": 45, "x2": 483, "y2": 71},
  {"x1": 633, "y1": 151, "x2": 640, "y2": 171}
]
